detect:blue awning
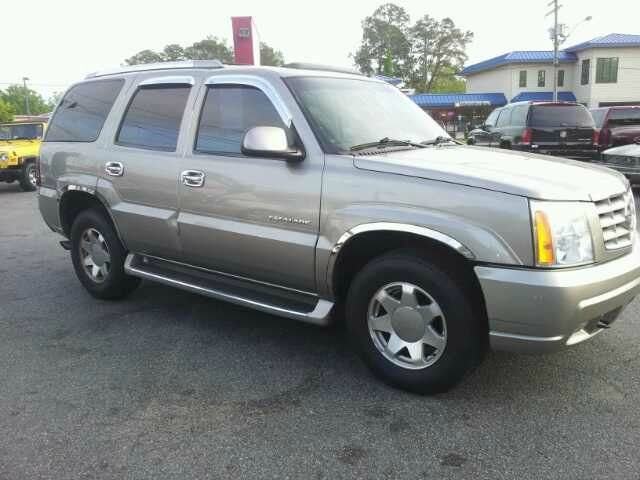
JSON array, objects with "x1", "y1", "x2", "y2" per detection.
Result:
[
  {"x1": 410, "y1": 92, "x2": 507, "y2": 109},
  {"x1": 511, "y1": 91, "x2": 577, "y2": 103}
]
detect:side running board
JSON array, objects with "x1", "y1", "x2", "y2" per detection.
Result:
[{"x1": 124, "y1": 254, "x2": 334, "y2": 326}]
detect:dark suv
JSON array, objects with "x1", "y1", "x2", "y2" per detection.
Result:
[
  {"x1": 468, "y1": 101, "x2": 597, "y2": 159},
  {"x1": 591, "y1": 106, "x2": 640, "y2": 151}
]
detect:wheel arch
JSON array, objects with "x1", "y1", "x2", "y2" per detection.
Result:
[
  {"x1": 328, "y1": 223, "x2": 488, "y2": 336},
  {"x1": 58, "y1": 187, "x2": 126, "y2": 248}
]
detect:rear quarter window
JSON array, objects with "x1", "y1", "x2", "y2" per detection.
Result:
[
  {"x1": 44, "y1": 79, "x2": 124, "y2": 142},
  {"x1": 529, "y1": 105, "x2": 594, "y2": 128}
]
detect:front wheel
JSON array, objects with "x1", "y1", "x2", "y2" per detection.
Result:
[
  {"x1": 345, "y1": 251, "x2": 484, "y2": 394},
  {"x1": 19, "y1": 162, "x2": 37, "y2": 191},
  {"x1": 70, "y1": 209, "x2": 140, "y2": 300}
]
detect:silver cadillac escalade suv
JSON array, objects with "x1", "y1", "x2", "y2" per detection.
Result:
[{"x1": 38, "y1": 60, "x2": 640, "y2": 393}]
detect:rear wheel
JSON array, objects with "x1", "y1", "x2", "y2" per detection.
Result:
[
  {"x1": 70, "y1": 209, "x2": 140, "y2": 300},
  {"x1": 19, "y1": 162, "x2": 37, "y2": 191},
  {"x1": 345, "y1": 251, "x2": 483, "y2": 394}
]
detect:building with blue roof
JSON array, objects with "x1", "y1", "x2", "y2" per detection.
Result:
[{"x1": 460, "y1": 33, "x2": 640, "y2": 109}]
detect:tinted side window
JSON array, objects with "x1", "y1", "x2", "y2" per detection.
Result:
[
  {"x1": 45, "y1": 79, "x2": 124, "y2": 142},
  {"x1": 195, "y1": 85, "x2": 286, "y2": 155},
  {"x1": 511, "y1": 106, "x2": 529, "y2": 127},
  {"x1": 117, "y1": 85, "x2": 191, "y2": 151},
  {"x1": 496, "y1": 108, "x2": 512, "y2": 127}
]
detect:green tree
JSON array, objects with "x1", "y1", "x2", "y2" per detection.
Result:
[
  {"x1": 124, "y1": 49, "x2": 164, "y2": 66},
  {"x1": 162, "y1": 44, "x2": 185, "y2": 61},
  {"x1": 1, "y1": 85, "x2": 50, "y2": 115},
  {"x1": 184, "y1": 36, "x2": 234, "y2": 62},
  {"x1": 0, "y1": 97, "x2": 14, "y2": 122},
  {"x1": 352, "y1": 3, "x2": 411, "y2": 77},
  {"x1": 123, "y1": 37, "x2": 284, "y2": 67},
  {"x1": 409, "y1": 15, "x2": 473, "y2": 92},
  {"x1": 47, "y1": 91, "x2": 64, "y2": 111},
  {"x1": 259, "y1": 42, "x2": 285, "y2": 66},
  {"x1": 352, "y1": 5, "x2": 473, "y2": 93}
]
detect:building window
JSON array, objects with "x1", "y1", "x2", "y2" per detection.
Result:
[
  {"x1": 596, "y1": 57, "x2": 619, "y2": 83},
  {"x1": 519, "y1": 70, "x2": 527, "y2": 88},
  {"x1": 537, "y1": 70, "x2": 546, "y2": 87},
  {"x1": 581, "y1": 59, "x2": 590, "y2": 85},
  {"x1": 557, "y1": 70, "x2": 565, "y2": 87}
]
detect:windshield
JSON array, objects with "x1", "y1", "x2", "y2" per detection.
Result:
[
  {"x1": 529, "y1": 105, "x2": 594, "y2": 128},
  {"x1": 608, "y1": 108, "x2": 640, "y2": 127},
  {"x1": 285, "y1": 77, "x2": 448, "y2": 153},
  {"x1": 0, "y1": 123, "x2": 44, "y2": 141}
]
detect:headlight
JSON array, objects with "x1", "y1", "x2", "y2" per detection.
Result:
[
  {"x1": 0, "y1": 153, "x2": 8, "y2": 161},
  {"x1": 531, "y1": 200, "x2": 594, "y2": 267}
]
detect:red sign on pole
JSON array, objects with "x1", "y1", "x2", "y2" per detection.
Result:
[{"x1": 231, "y1": 16, "x2": 260, "y2": 65}]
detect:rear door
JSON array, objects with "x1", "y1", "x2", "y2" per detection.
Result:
[
  {"x1": 529, "y1": 104, "x2": 595, "y2": 147},
  {"x1": 100, "y1": 76, "x2": 196, "y2": 260},
  {"x1": 176, "y1": 75, "x2": 323, "y2": 292}
]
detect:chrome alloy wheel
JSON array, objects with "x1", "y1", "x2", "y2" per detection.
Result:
[
  {"x1": 367, "y1": 282, "x2": 447, "y2": 370},
  {"x1": 27, "y1": 164, "x2": 37, "y2": 186},
  {"x1": 79, "y1": 228, "x2": 111, "y2": 283}
]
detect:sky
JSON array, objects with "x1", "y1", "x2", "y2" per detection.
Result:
[{"x1": 4, "y1": 0, "x2": 638, "y2": 100}]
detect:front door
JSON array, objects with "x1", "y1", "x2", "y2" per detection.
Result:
[{"x1": 177, "y1": 78, "x2": 323, "y2": 292}]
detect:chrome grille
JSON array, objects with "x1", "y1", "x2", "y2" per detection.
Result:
[{"x1": 596, "y1": 190, "x2": 636, "y2": 250}]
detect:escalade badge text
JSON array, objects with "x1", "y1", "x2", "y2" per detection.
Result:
[{"x1": 268, "y1": 215, "x2": 311, "y2": 225}]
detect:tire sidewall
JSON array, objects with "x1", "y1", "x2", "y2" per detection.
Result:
[
  {"x1": 19, "y1": 162, "x2": 37, "y2": 192},
  {"x1": 70, "y1": 209, "x2": 131, "y2": 299},
  {"x1": 346, "y1": 254, "x2": 480, "y2": 393}
]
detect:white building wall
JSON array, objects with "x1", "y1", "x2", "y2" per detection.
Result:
[
  {"x1": 573, "y1": 47, "x2": 640, "y2": 107},
  {"x1": 465, "y1": 66, "x2": 513, "y2": 97},
  {"x1": 466, "y1": 63, "x2": 574, "y2": 102}
]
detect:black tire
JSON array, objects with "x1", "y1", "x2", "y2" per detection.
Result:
[
  {"x1": 345, "y1": 251, "x2": 483, "y2": 394},
  {"x1": 466, "y1": 138, "x2": 475, "y2": 145},
  {"x1": 19, "y1": 161, "x2": 37, "y2": 192},
  {"x1": 70, "y1": 209, "x2": 140, "y2": 300}
]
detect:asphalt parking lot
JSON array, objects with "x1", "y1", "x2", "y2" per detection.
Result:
[{"x1": 1, "y1": 183, "x2": 640, "y2": 480}]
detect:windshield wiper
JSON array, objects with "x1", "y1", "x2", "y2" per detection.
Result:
[
  {"x1": 421, "y1": 136, "x2": 458, "y2": 146},
  {"x1": 350, "y1": 137, "x2": 426, "y2": 152}
]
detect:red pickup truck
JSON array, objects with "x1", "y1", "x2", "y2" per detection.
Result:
[{"x1": 591, "y1": 106, "x2": 640, "y2": 151}]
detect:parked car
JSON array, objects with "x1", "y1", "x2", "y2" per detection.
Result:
[
  {"x1": 594, "y1": 142, "x2": 640, "y2": 183},
  {"x1": 38, "y1": 61, "x2": 640, "y2": 394},
  {"x1": 591, "y1": 106, "x2": 640, "y2": 151},
  {"x1": 0, "y1": 117, "x2": 48, "y2": 191},
  {"x1": 468, "y1": 101, "x2": 597, "y2": 159}
]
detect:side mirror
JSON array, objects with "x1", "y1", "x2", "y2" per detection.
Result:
[{"x1": 241, "y1": 126, "x2": 304, "y2": 161}]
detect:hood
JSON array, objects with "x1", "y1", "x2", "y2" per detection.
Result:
[
  {"x1": 353, "y1": 145, "x2": 628, "y2": 202},
  {"x1": 0, "y1": 139, "x2": 37, "y2": 151},
  {"x1": 604, "y1": 143, "x2": 640, "y2": 157}
]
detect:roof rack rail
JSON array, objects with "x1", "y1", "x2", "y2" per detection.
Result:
[
  {"x1": 86, "y1": 60, "x2": 224, "y2": 79},
  {"x1": 282, "y1": 62, "x2": 363, "y2": 76}
]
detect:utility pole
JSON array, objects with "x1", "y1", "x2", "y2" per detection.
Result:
[
  {"x1": 22, "y1": 77, "x2": 30, "y2": 115},
  {"x1": 546, "y1": 0, "x2": 561, "y2": 102}
]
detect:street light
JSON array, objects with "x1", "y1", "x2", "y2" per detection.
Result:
[{"x1": 22, "y1": 77, "x2": 30, "y2": 115}]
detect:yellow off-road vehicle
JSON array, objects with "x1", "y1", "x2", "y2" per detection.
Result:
[{"x1": 0, "y1": 116, "x2": 48, "y2": 191}]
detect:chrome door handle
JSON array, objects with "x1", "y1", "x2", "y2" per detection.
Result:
[
  {"x1": 181, "y1": 170, "x2": 205, "y2": 188},
  {"x1": 105, "y1": 161, "x2": 124, "y2": 177}
]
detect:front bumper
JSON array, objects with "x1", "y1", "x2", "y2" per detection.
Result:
[{"x1": 475, "y1": 241, "x2": 640, "y2": 353}]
